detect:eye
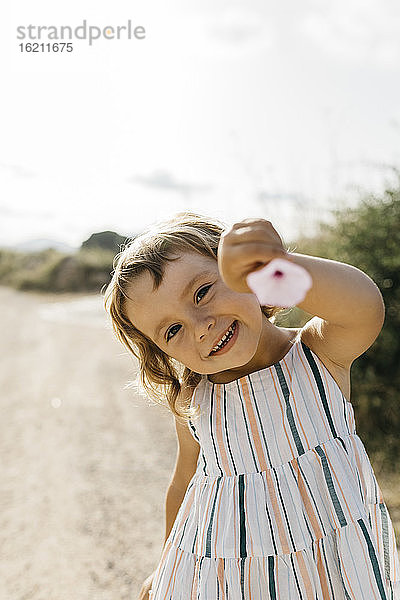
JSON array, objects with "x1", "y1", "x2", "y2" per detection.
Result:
[
  {"x1": 195, "y1": 284, "x2": 212, "y2": 304},
  {"x1": 166, "y1": 324, "x2": 181, "y2": 342}
]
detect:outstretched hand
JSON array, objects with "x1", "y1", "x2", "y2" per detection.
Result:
[{"x1": 217, "y1": 219, "x2": 292, "y2": 294}]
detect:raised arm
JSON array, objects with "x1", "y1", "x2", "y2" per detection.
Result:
[
  {"x1": 218, "y1": 219, "x2": 385, "y2": 370},
  {"x1": 288, "y1": 252, "x2": 385, "y2": 368}
]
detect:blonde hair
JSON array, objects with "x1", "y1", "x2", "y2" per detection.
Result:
[{"x1": 103, "y1": 212, "x2": 286, "y2": 422}]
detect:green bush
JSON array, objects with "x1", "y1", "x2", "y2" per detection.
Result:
[
  {"x1": 0, "y1": 247, "x2": 115, "y2": 293},
  {"x1": 291, "y1": 173, "x2": 400, "y2": 470}
]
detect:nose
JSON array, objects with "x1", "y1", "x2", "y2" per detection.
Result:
[{"x1": 196, "y1": 315, "x2": 216, "y2": 341}]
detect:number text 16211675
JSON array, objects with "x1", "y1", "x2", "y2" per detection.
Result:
[{"x1": 19, "y1": 43, "x2": 73, "y2": 52}]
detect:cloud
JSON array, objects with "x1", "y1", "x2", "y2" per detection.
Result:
[
  {"x1": 174, "y1": 6, "x2": 277, "y2": 59},
  {"x1": 129, "y1": 169, "x2": 213, "y2": 196},
  {"x1": 206, "y1": 8, "x2": 274, "y2": 47},
  {"x1": 256, "y1": 190, "x2": 312, "y2": 209},
  {"x1": 0, "y1": 204, "x2": 53, "y2": 218},
  {"x1": 299, "y1": 0, "x2": 400, "y2": 68},
  {"x1": 0, "y1": 162, "x2": 36, "y2": 179}
]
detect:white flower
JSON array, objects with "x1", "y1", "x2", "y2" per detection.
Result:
[{"x1": 246, "y1": 258, "x2": 312, "y2": 308}]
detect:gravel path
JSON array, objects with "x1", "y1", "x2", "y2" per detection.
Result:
[{"x1": 0, "y1": 286, "x2": 175, "y2": 600}]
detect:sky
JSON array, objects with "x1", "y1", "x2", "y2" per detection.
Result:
[{"x1": 1, "y1": 0, "x2": 399, "y2": 249}]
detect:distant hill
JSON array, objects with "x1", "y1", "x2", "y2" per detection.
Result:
[
  {"x1": 10, "y1": 239, "x2": 77, "y2": 254},
  {"x1": 0, "y1": 230, "x2": 138, "y2": 293},
  {"x1": 81, "y1": 231, "x2": 130, "y2": 252},
  {"x1": 1, "y1": 230, "x2": 137, "y2": 256}
]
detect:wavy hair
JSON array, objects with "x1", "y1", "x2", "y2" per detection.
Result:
[{"x1": 103, "y1": 212, "x2": 287, "y2": 422}]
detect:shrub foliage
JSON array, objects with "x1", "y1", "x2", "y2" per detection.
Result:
[{"x1": 290, "y1": 175, "x2": 400, "y2": 469}]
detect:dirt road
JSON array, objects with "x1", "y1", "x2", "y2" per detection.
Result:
[{"x1": 0, "y1": 286, "x2": 176, "y2": 600}]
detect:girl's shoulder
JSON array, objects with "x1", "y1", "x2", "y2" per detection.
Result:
[{"x1": 299, "y1": 324, "x2": 351, "y2": 402}]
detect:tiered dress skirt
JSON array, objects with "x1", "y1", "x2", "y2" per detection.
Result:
[{"x1": 149, "y1": 339, "x2": 400, "y2": 599}]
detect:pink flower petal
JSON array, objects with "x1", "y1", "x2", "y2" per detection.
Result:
[{"x1": 246, "y1": 258, "x2": 312, "y2": 308}]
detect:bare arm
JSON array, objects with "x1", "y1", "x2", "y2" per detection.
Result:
[
  {"x1": 163, "y1": 483, "x2": 188, "y2": 550},
  {"x1": 161, "y1": 412, "x2": 200, "y2": 553},
  {"x1": 288, "y1": 252, "x2": 385, "y2": 368},
  {"x1": 218, "y1": 219, "x2": 385, "y2": 370}
]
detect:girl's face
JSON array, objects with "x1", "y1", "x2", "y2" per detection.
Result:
[{"x1": 124, "y1": 251, "x2": 265, "y2": 375}]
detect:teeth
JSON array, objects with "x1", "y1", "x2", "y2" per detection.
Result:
[{"x1": 211, "y1": 323, "x2": 236, "y2": 353}]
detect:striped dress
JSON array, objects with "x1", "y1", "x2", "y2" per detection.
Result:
[{"x1": 149, "y1": 338, "x2": 400, "y2": 599}]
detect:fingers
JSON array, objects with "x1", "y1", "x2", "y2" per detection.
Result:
[
  {"x1": 231, "y1": 218, "x2": 272, "y2": 229},
  {"x1": 218, "y1": 218, "x2": 291, "y2": 294},
  {"x1": 220, "y1": 241, "x2": 288, "y2": 267},
  {"x1": 221, "y1": 219, "x2": 283, "y2": 248}
]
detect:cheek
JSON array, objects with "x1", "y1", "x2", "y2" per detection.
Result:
[
  {"x1": 233, "y1": 292, "x2": 262, "y2": 319},
  {"x1": 157, "y1": 338, "x2": 190, "y2": 363},
  {"x1": 241, "y1": 297, "x2": 264, "y2": 332},
  {"x1": 219, "y1": 292, "x2": 263, "y2": 334}
]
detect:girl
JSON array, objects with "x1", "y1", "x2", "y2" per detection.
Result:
[{"x1": 104, "y1": 212, "x2": 400, "y2": 599}]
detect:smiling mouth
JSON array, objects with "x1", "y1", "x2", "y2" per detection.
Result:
[{"x1": 209, "y1": 321, "x2": 238, "y2": 356}]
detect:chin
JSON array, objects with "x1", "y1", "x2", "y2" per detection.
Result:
[{"x1": 201, "y1": 353, "x2": 258, "y2": 376}]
